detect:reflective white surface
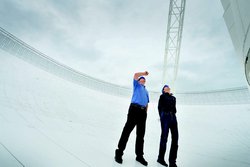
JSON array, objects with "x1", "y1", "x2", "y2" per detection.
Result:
[{"x1": 0, "y1": 51, "x2": 250, "y2": 167}]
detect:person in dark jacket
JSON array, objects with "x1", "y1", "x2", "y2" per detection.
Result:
[{"x1": 157, "y1": 85, "x2": 178, "y2": 167}]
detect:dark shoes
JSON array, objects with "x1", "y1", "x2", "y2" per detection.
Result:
[
  {"x1": 169, "y1": 163, "x2": 178, "y2": 167},
  {"x1": 115, "y1": 149, "x2": 148, "y2": 166},
  {"x1": 136, "y1": 156, "x2": 148, "y2": 166},
  {"x1": 114, "y1": 149, "x2": 123, "y2": 164},
  {"x1": 157, "y1": 158, "x2": 168, "y2": 166}
]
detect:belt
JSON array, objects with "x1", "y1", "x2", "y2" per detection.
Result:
[{"x1": 130, "y1": 103, "x2": 146, "y2": 110}]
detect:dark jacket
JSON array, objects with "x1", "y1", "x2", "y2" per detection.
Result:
[{"x1": 158, "y1": 93, "x2": 177, "y2": 115}]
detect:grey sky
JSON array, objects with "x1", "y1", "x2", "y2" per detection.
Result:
[{"x1": 0, "y1": 0, "x2": 247, "y2": 92}]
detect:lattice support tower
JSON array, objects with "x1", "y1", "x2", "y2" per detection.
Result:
[{"x1": 163, "y1": 0, "x2": 186, "y2": 91}]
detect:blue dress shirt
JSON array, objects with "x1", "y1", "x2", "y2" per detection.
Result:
[{"x1": 131, "y1": 79, "x2": 149, "y2": 107}]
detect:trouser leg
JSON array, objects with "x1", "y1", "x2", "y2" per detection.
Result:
[
  {"x1": 135, "y1": 110, "x2": 147, "y2": 157},
  {"x1": 158, "y1": 113, "x2": 169, "y2": 160},
  {"x1": 117, "y1": 107, "x2": 136, "y2": 153},
  {"x1": 169, "y1": 117, "x2": 179, "y2": 164}
]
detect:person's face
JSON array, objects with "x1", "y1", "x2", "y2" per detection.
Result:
[
  {"x1": 139, "y1": 78, "x2": 146, "y2": 85},
  {"x1": 163, "y1": 87, "x2": 170, "y2": 93}
]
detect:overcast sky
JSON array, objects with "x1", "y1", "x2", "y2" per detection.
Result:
[{"x1": 0, "y1": 0, "x2": 247, "y2": 92}]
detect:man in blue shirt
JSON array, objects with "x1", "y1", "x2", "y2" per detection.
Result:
[{"x1": 115, "y1": 71, "x2": 149, "y2": 166}]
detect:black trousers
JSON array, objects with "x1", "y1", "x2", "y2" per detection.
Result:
[
  {"x1": 158, "y1": 112, "x2": 178, "y2": 164},
  {"x1": 117, "y1": 104, "x2": 147, "y2": 157}
]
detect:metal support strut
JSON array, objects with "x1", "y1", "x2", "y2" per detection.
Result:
[{"x1": 163, "y1": 0, "x2": 186, "y2": 91}]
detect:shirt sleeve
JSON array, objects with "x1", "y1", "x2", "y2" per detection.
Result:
[
  {"x1": 147, "y1": 91, "x2": 149, "y2": 103},
  {"x1": 133, "y1": 79, "x2": 139, "y2": 88},
  {"x1": 158, "y1": 95, "x2": 162, "y2": 112},
  {"x1": 173, "y1": 96, "x2": 177, "y2": 113}
]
